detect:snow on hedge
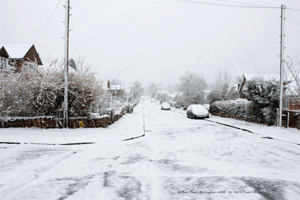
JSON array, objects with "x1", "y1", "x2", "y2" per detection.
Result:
[
  {"x1": 210, "y1": 98, "x2": 252, "y2": 119},
  {"x1": 0, "y1": 59, "x2": 104, "y2": 118}
]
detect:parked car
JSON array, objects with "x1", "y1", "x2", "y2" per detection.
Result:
[
  {"x1": 125, "y1": 104, "x2": 133, "y2": 113},
  {"x1": 187, "y1": 104, "x2": 209, "y2": 119},
  {"x1": 151, "y1": 99, "x2": 155, "y2": 102},
  {"x1": 161, "y1": 102, "x2": 171, "y2": 110}
]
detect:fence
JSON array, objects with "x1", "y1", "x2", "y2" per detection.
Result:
[{"x1": 277, "y1": 109, "x2": 300, "y2": 129}]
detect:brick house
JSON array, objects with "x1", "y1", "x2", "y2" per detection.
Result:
[
  {"x1": 0, "y1": 44, "x2": 43, "y2": 72},
  {"x1": 289, "y1": 97, "x2": 300, "y2": 110},
  {"x1": 102, "y1": 80, "x2": 124, "y2": 98}
]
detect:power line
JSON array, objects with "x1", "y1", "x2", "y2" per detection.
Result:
[
  {"x1": 214, "y1": 0, "x2": 276, "y2": 8},
  {"x1": 173, "y1": 0, "x2": 280, "y2": 9},
  {"x1": 287, "y1": 10, "x2": 300, "y2": 26},
  {"x1": 100, "y1": 0, "x2": 219, "y2": 69},
  {"x1": 287, "y1": 8, "x2": 300, "y2": 12},
  {"x1": 33, "y1": 0, "x2": 63, "y2": 44}
]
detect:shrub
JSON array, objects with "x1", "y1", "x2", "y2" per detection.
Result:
[
  {"x1": 0, "y1": 59, "x2": 103, "y2": 118},
  {"x1": 243, "y1": 78, "x2": 281, "y2": 125},
  {"x1": 210, "y1": 99, "x2": 252, "y2": 119}
]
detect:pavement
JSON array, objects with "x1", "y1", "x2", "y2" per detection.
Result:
[{"x1": 207, "y1": 115, "x2": 300, "y2": 146}]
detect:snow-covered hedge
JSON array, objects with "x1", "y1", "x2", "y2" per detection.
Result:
[
  {"x1": 210, "y1": 99, "x2": 252, "y2": 119},
  {"x1": 0, "y1": 59, "x2": 103, "y2": 118},
  {"x1": 211, "y1": 78, "x2": 282, "y2": 125},
  {"x1": 243, "y1": 78, "x2": 281, "y2": 125}
]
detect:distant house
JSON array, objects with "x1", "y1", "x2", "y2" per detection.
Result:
[
  {"x1": 0, "y1": 44, "x2": 42, "y2": 72},
  {"x1": 238, "y1": 74, "x2": 297, "y2": 110},
  {"x1": 110, "y1": 84, "x2": 124, "y2": 97},
  {"x1": 0, "y1": 46, "x2": 10, "y2": 71},
  {"x1": 102, "y1": 81, "x2": 124, "y2": 98}
]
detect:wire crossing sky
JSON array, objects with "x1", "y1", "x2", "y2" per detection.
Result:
[{"x1": 0, "y1": 0, "x2": 299, "y2": 86}]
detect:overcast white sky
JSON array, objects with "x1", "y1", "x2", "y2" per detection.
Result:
[{"x1": 1, "y1": 0, "x2": 299, "y2": 87}]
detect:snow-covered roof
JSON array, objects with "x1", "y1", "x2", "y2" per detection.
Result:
[
  {"x1": 110, "y1": 85, "x2": 124, "y2": 90},
  {"x1": 1, "y1": 44, "x2": 33, "y2": 59},
  {"x1": 102, "y1": 81, "x2": 109, "y2": 90}
]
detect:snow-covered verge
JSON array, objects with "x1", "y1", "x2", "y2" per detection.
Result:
[{"x1": 207, "y1": 115, "x2": 300, "y2": 145}]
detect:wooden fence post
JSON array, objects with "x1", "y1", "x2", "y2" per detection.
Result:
[
  {"x1": 276, "y1": 108, "x2": 279, "y2": 127},
  {"x1": 287, "y1": 111, "x2": 289, "y2": 128}
]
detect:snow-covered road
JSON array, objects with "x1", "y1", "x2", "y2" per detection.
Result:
[{"x1": 0, "y1": 99, "x2": 300, "y2": 200}]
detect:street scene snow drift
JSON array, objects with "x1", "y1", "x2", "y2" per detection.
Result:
[
  {"x1": 1, "y1": 0, "x2": 300, "y2": 199},
  {"x1": 1, "y1": 99, "x2": 300, "y2": 199}
]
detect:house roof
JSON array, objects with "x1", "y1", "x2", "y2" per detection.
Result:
[
  {"x1": 1, "y1": 44, "x2": 33, "y2": 59},
  {"x1": 110, "y1": 85, "x2": 124, "y2": 90},
  {"x1": 102, "y1": 81, "x2": 109, "y2": 90}
]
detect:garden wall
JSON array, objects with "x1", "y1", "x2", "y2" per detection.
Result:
[{"x1": 0, "y1": 102, "x2": 138, "y2": 129}]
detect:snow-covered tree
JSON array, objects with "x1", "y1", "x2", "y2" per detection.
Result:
[
  {"x1": 177, "y1": 71, "x2": 207, "y2": 108},
  {"x1": 243, "y1": 77, "x2": 282, "y2": 125},
  {"x1": 207, "y1": 68, "x2": 238, "y2": 103},
  {"x1": 0, "y1": 59, "x2": 103, "y2": 118},
  {"x1": 130, "y1": 81, "x2": 144, "y2": 101}
]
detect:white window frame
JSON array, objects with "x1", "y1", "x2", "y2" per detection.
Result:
[
  {"x1": 23, "y1": 61, "x2": 36, "y2": 72},
  {"x1": 0, "y1": 57, "x2": 8, "y2": 70}
]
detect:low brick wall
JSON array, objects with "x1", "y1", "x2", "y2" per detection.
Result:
[{"x1": 0, "y1": 107, "x2": 127, "y2": 129}]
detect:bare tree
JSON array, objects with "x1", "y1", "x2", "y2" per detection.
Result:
[
  {"x1": 207, "y1": 68, "x2": 238, "y2": 103},
  {"x1": 178, "y1": 71, "x2": 207, "y2": 108},
  {"x1": 130, "y1": 81, "x2": 144, "y2": 101}
]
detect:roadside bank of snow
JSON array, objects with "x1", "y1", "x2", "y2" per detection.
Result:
[
  {"x1": 0, "y1": 104, "x2": 144, "y2": 144},
  {"x1": 207, "y1": 115, "x2": 300, "y2": 145}
]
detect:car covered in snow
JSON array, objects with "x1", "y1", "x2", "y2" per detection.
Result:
[
  {"x1": 151, "y1": 99, "x2": 155, "y2": 102},
  {"x1": 161, "y1": 102, "x2": 171, "y2": 110},
  {"x1": 186, "y1": 104, "x2": 209, "y2": 119},
  {"x1": 125, "y1": 103, "x2": 133, "y2": 113}
]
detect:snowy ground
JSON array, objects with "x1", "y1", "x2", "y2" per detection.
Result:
[{"x1": 0, "y1": 99, "x2": 300, "y2": 200}]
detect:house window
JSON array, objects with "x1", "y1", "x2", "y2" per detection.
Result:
[
  {"x1": 292, "y1": 98, "x2": 296, "y2": 105},
  {"x1": 0, "y1": 57, "x2": 7, "y2": 70},
  {"x1": 23, "y1": 61, "x2": 36, "y2": 72}
]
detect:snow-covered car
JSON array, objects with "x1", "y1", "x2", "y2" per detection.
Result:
[
  {"x1": 161, "y1": 103, "x2": 171, "y2": 110},
  {"x1": 151, "y1": 99, "x2": 155, "y2": 102},
  {"x1": 125, "y1": 104, "x2": 133, "y2": 113},
  {"x1": 187, "y1": 104, "x2": 209, "y2": 119}
]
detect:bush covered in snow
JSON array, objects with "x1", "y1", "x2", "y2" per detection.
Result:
[
  {"x1": 0, "y1": 59, "x2": 103, "y2": 118},
  {"x1": 242, "y1": 77, "x2": 281, "y2": 125},
  {"x1": 210, "y1": 99, "x2": 252, "y2": 119},
  {"x1": 211, "y1": 77, "x2": 283, "y2": 125}
]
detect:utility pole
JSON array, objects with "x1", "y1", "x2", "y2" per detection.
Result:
[
  {"x1": 279, "y1": 4, "x2": 286, "y2": 128},
  {"x1": 64, "y1": 0, "x2": 70, "y2": 128}
]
